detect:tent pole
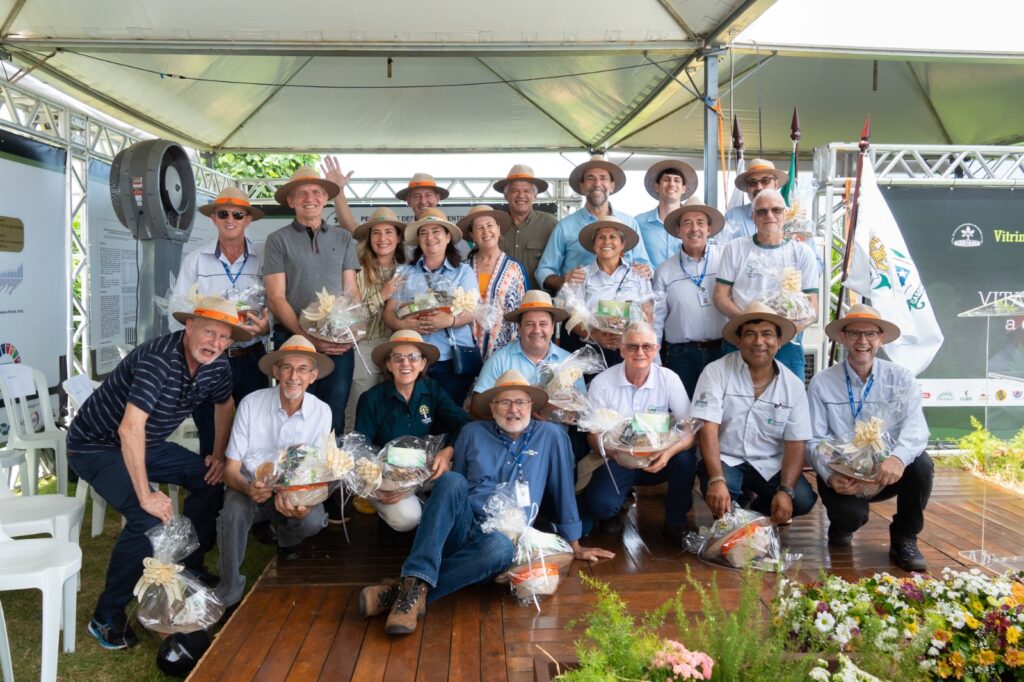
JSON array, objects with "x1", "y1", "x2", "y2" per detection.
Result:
[{"x1": 703, "y1": 50, "x2": 719, "y2": 208}]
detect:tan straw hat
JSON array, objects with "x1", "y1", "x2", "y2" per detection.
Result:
[
  {"x1": 258, "y1": 335, "x2": 334, "y2": 378},
  {"x1": 354, "y1": 207, "x2": 407, "y2": 241},
  {"x1": 825, "y1": 303, "x2": 901, "y2": 343},
  {"x1": 568, "y1": 154, "x2": 626, "y2": 195},
  {"x1": 578, "y1": 218, "x2": 640, "y2": 254},
  {"x1": 643, "y1": 159, "x2": 698, "y2": 200},
  {"x1": 664, "y1": 196, "x2": 725, "y2": 238},
  {"x1": 395, "y1": 173, "x2": 450, "y2": 202},
  {"x1": 734, "y1": 158, "x2": 789, "y2": 192},
  {"x1": 721, "y1": 301, "x2": 797, "y2": 346},
  {"x1": 456, "y1": 205, "x2": 512, "y2": 233},
  {"x1": 171, "y1": 296, "x2": 254, "y2": 343},
  {"x1": 504, "y1": 290, "x2": 569, "y2": 323},
  {"x1": 371, "y1": 330, "x2": 441, "y2": 369},
  {"x1": 471, "y1": 369, "x2": 548, "y2": 417},
  {"x1": 493, "y1": 164, "x2": 549, "y2": 193},
  {"x1": 199, "y1": 187, "x2": 265, "y2": 220},
  {"x1": 274, "y1": 166, "x2": 340, "y2": 206},
  {"x1": 404, "y1": 207, "x2": 462, "y2": 244}
]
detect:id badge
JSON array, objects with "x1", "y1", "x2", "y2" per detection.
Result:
[
  {"x1": 515, "y1": 481, "x2": 531, "y2": 507},
  {"x1": 225, "y1": 286, "x2": 241, "y2": 299},
  {"x1": 697, "y1": 288, "x2": 711, "y2": 308}
]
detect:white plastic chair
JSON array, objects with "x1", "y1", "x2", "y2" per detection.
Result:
[
  {"x1": 0, "y1": 485, "x2": 84, "y2": 545},
  {"x1": 0, "y1": 525, "x2": 82, "y2": 682},
  {"x1": 0, "y1": 446, "x2": 24, "y2": 492},
  {"x1": 0, "y1": 364, "x2": 67, "y2": 496}
]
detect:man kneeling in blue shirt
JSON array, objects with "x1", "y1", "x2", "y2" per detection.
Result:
[{"x1": 359, "y1": 369, "x2": 615, "y2": 635}]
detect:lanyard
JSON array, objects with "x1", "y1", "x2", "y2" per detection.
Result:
[
  {"x1": 220, "y1": 252, "x2": 249, "y2": 286},
  {"x1": 678, "y1": 246, "x2": 709, "y2": 288},
  {"x1": 497, "y1": 421, "x2": 537, "y2": 484},
  {"x1": 843, "y1": 363, "x2": 875, "y2": 420}
]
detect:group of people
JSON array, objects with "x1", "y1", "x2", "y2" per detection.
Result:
[{"x1": 66, "y1": 154, "x2": 934, "y2": 647}]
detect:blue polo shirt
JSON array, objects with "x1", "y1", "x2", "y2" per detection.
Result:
[
  {"x1": 68, "y1": 331, "x2": 232, "y2": 453},
  {"x1": 534, "y1": 206, "x2": 649, "y2": 285},
  {"x1": 635, "y1": 207, "x2": 682, "y2": 268},
  {"x1": 355, "y1": 377, "x2": 470, "y2": 447},
  {"x1": 453, "y1": 420, "x2": 582, "y2": 542},
  {"x1": 472, "y1": 339, "x2": 581, "y2": 393},
  {"x1": 406, "y1": 257, "x2": 476, "y2": 362}
]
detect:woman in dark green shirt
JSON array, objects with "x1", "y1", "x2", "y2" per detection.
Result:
[{"x1": 355, "y1": 330, "x2": 471, "y2": 531}]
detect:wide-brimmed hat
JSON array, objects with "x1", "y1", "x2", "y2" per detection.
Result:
[
  {"x1": 578, "y1": 219, "x2": 640, "y2": 254},
  {"x1": 171, "y1": 296, "x2": 254, "y2": 343},
  {"x1": 504, "y1": 290, "x2": 569, "y2": 323},
  {"x1": 734, "y1": 158, "x2": 789, "y2": 192},
  {"x1": 274, "y1": 166, "x2": 340, "y2": 206},
  {"x1": 404, "y1": 207, "x2": 462, "y2": 244},
  {"x1": 395, "y1": 173, "x2": 450, "y2": 202},
  {"x1": 258, "y1": 335, "x2": 334, "y2": 378},
  {"x1": 643, "y1": 160, "x2": 698, "y2": 200},
  {"x1": 568, "y1": 154, "x2": 626, "y2": 195},
  {"x1": 371, "y1": 330, "x2": 441, "y2": 369},
  {"x1": 471, "y1": 369, "x2": 548, "y2": 417},
  {"x1": 664, "y1": 196, "x2": 725, "y2": 238},
  {"x1": 825, "y1": 303, "x2": 901, "y2": 343},
  {"x1": 722, "y1": 301, "x2": 797, "y2": 346},
  {"x1": 199, "y1": 187, "x2": 265, "y2": 220},
  {"x1": 457, "y1": 205, "x2": 512, "y2": 234},
  {"x1": 493, "y1": 164, "x2": 549, "y2": 194},
  {"x1": 354, "y1": 207, "x2": 407, "y2": 241}
]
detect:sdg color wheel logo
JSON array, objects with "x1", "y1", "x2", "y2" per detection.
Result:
[{"x1": 0, "y1": 341, "x2": 21, "y2": 365}]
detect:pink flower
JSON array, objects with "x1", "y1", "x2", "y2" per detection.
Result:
[{"x1": 650, "y1": 640, "x2": 714, "y2": 680}]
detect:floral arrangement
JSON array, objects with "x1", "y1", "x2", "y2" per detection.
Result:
[{"x1": 649, "y1": 640, "x2": 714, "y2": 681}]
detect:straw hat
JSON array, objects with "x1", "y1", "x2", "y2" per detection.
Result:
[
  {"x1": 734, "y1": 158, "x2": 789, "y2": 192},
  {"x1": 258, "y1": 335, "x2": 334, "y2": 378},
  {"x1": 404, "y1": 207, "x2": 462, "y2": 244},
  {"x1": 663, "y1": 196, "x2": 725, "y2": 238},
  {"x1": 471, "y1": 369, "x2": 548, "y2": 417},
  {"x1": 643, "y1": 159, "x2": 698, "y2": 200},
  {"x1": 578, "y1": 218, "x2": 640, "y2": 254},
  {"x1": 274, "y1": 166, "x2": 340, "y2": 206},
  {"x1": 171, "y1": 296, "x2": 254, "y2": 343},
  {"x1": 825, "y1": 303, "x2": 901, "y2": 343},
  {"x1": 504, "y1": 290, "x2": 569, "y2": 323},
  {"x1": 493, "y1": 164, "x2": 549, "y2": 193},
  {"x1": 395, "y1": 173, "x2": 450, "y2": 202},
  {"x1": 354, "y1": 207, "x2": 407, "y2": 241},
  {"x1": 371, "y1": 330, "x2": 441, "y2": 369},
  {"x1": 568, "y1": 154, "x2": 626, "y2": 195},
  {"x1": 457, "y1": 205, "x2": 512, "y2": 234},
  {"x1": 198, "y1": 187, "x2": 265, "y2": 220},
  {"x1": 721, "y1": 301, "x2": 796, "y2": 346}
]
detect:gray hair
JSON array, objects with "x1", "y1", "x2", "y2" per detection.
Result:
[
  {"x1": 621, "y1": 321, "x2": 658, "y2": 344},
  {"x1": 753, "y1": 187, "x2": 785, "y2": 209}
]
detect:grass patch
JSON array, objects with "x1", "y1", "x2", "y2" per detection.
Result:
[
  {"x1": 3, "y1": 477, "x2": 274, "y2": 681},
  {"x1": 937, "y1": 417, "x2": 1024, "y2": 495}
]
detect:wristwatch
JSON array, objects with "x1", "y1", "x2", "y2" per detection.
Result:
[{"x1": 777, "y1": 484, "x2": 796, "y2": 499}]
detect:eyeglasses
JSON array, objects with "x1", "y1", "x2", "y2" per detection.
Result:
[
  {"x1": 623, "y1": 343, "x2": 658, "y2": 354},
  {"x1": 215, "y1": 210, "x2": 249, "y2": 221},
  {"x1": 746, "y1": 176, "x2": 777, "y2": 188},
  {"x1": 843, "y1": 330, "x2": 881, "y2": 341},
  {"x1": 491, "y1": 399, "x2": 532, "y2": 409},
  {"x1": 277, "y1": 364, "x2": 315, "y2": 376},
  {"x1": 389, "y1": 352, "x2": 424, "y2": 363},
  {"x1": 753, "y1": 207, "x2": 785, "y2": 218}
]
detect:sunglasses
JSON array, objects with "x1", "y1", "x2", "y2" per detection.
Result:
[
  {"x1": 215, "y1": 210, "x2": 249, "y2": 221},
  {"x1": 753, "y1": 207, "x2": 785, "y2": 218}
]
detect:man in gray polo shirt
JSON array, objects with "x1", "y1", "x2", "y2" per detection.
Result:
[{"x1": 264, "y1": 166, "x2": 360, "y2": 433}]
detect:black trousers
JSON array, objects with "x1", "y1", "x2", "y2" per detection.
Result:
[{"x1": 817, "y1": 452, "x2": 934, "y2": 541}]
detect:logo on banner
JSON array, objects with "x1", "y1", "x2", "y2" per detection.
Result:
[
  {"x1": 952, "y1": 224, "x2": 983, "y2": 247},
  {"x1": 996, "y1": 389, "x2": 1008, "y2": 401},
  {"x1": 1014, "y1": 390, "x2": 1023, "y2": 399},
  {"x1": 0, "y1": 342, "x2": 20, "y2": 365}
]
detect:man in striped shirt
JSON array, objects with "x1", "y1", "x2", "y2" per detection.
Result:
[{"x1": 68, "y1": 297, "x2": 251, "y2": 650}]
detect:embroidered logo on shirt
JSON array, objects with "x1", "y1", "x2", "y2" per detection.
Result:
[
  {"x1": 524, "y1": 449, "x2": 538, "y2": 457},
  {"x1": 693, "y1": 392, "x2": 709, "y2": 409},
  {"x1": 419, "y1": 404, "x2": 432, "y2": 425}
]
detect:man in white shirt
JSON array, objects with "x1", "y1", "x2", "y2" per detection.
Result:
[
  {"x1": 581, "y1": 322, "x2": 696, "y2": 544},
  {"x1": 806, "y1": 304, "x2": 932, "y2": 572},
  {"x1": 691, "y1": 302, "x2": 817, "y2": 525},
  {"x1": 215, "y1": 335, "x2": 334, "y2": 608}
]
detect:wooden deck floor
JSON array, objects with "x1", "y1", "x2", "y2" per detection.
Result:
[{"x1": 189, "y1": 469, "x2": 1024, "y2": 681}]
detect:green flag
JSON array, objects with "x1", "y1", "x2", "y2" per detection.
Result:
[{"x1": 780, "y1": 147, "x2": 797, "y2": 205}]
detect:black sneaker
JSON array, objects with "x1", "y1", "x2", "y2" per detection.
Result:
[
  {"x1": 251, "y1": 520, "x2": 276, "y2": 546},
  {"x1": 184, "y1": 566, "x2": 220, "y2": 588},
  {"x1": 87, "y1": 614, "x2": 139, "y2": 650},
  {"x1": 598, "y1": 515, "x2": 623, "y2": 534},
  {"x1": 890, "y1": 538, "x2": 928, "y2": 572},
  {"x1": 828, "y1": 531, "x2": 853, "y2": 547},
  {"x1": 277, "y1": 544, "x2": 300, "y2": 561}
]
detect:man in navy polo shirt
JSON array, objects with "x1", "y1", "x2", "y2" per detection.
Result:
[{"x1": 68, "y1": 296, "x2": 251, "y2": 650}]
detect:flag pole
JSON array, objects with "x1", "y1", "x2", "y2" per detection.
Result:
[
  {"x1": 782, "y1": 107, "x2": 801, "y2": 203},
  {"x1": 829, "y1": 114, "x2": 871, "y2": 364},
  {"x1": 731, "y1": 114, "x2": 744, "y2": 165}
]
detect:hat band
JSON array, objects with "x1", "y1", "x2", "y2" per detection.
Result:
[
  {"x1": 193, "y1": 308, "x2": 241, "y2": 327},
  {"x1": 291, "y1": 175, "x2": 321, "y2": 183},
  {"x1": 747, "y1": 165, "x2": 774, "y2": 173},
  {"x1": 845, "y1": 313, "x2": 882, "y2": 321},
  {"x1": 214, "y1": 196, "x2": 252, "y2": 208},
  {"x1": 496, "y1": 380, "x2": 530, "y2": 389},
  {"x1": 408, "y1": 181, "x2": 439, "y2": 189},
  {"x1": 519, "y1": 301, "x2": 553, "y2": 310},
  {"x1": 392, "y1": 333, "x2": 422, "y2": 343},
  {"x1": 507, "y1": 173, "x2": 536, "y2": 180},
  {"x1": 279, "y1": 344, "x2": 315, "y2": 354}
]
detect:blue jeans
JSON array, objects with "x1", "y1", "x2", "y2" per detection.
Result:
[
  {"x1": 193, "y1": 345, "x2": 269, "y2": 457},
  {"x1": 401, "y1": 472, "x2": 515, "y2": 603},
  {"x1": 698, "y1": 460, "x2": 817, "y2": 518},
  {"x1": 274, "y1": 329, "x2": 354, "y2": 433},
  {"x1": 663, "y1": 343, "x2": 725, "y2": 399},
  {"x1": 427, "y1": 359, "x2": 475, "y2": 407},
  {"x1": 722, "y1": 339, "x2": 805, "y2": 382},
  {"x1": 68, "y1": 441, "x2": 222, "y2": 623},
  {"x1": 584, "y1": 449, "x2": 698, "y2": 528}
]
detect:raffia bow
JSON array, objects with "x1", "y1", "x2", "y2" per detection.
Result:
[
  {"x1": 451, "y1": 287, "x2": 480, "y2": 315},
  {"x1": 322, "y1": 431, "x2": 354, "y2": 477},
  {"x1": 851, "y1": 416, "x2": 887, "y2": 455},
  {"x1": 186, "y1": 283, "x2": 204, "y2": 304},
  {"x1": 302, "y1": 288, "x2": 338, "y2": 322},
  {"x1": 133, "y1": 557, "x2": 185, "y2": 603},
  {"x1": 780, "y1": 266, "x2": 802, "y2": 294}
]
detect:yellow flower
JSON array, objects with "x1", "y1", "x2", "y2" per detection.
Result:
[
  {"x1": 1011, "y1": 582, "x2": 1024, "y2": 603},
  {"x1": 1006, "y1": 648, "x2": 1024, "y2": 667},
  {"x1": 907, "y1": 621, "x2": 919, "y2": 634},
  {"x1": 937, "y1": 661, "x2": 952, "y2": 678},
  {"x1": 1009, "y1": 627, "x2": 1021, "y2": 645},
  {"x1": 977, "y1": 650, "x2": 996, "y2": 666},
  {"x1": 969, "y1": 598, "x2": 984, "y2": 613},
  {"x1": 964, "y1": 613, "x2": 981, "y2": 629},
  {"x1": 950, "y1": 651, "x2": 965, "y2": 669}
]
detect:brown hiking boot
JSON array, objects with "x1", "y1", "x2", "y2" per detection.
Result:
[
  {"x1": 359, "y1": 579, "x2": 399, "y2": 618},
  {"x1": 384, "y1": 577, "x2": 428, "y2": 635}
]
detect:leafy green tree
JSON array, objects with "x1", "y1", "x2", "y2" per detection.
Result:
[{"x1": 214, "y1": 153, "x2": 320, "y2": 179}]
